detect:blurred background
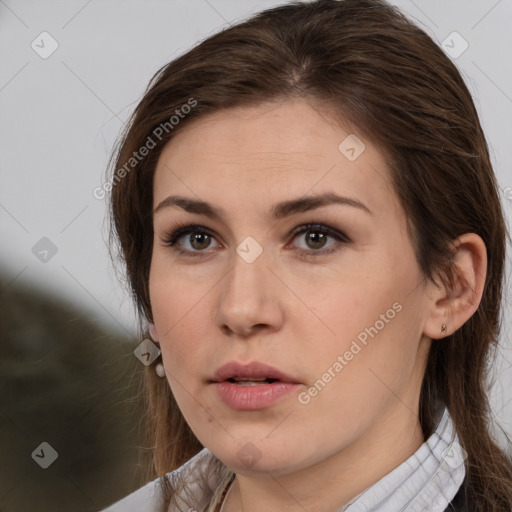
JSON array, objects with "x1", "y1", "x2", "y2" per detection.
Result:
[{"x1": 1, "y1": 0, "x2": 511, "y2": 510}]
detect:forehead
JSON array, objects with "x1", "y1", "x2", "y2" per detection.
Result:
[{"x1": 153, "y1": 100, "x2": 398, "y2": 218}]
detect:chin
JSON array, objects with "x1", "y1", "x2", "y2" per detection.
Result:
[{"x1": 207, "y1": 436, "x2": 311, "y2": 476}]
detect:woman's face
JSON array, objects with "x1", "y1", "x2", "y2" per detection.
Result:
[{"x1": 149, "y1": 99, "x2": 433, "y2": 476}]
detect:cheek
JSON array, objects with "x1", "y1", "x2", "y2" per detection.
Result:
[
  {"x1": 293, "y1": 261, "x2": 400, "y2": 353},
  {"x1": 294, "y1": 306, "x2": 422, "y2": 451},
  {"x1": 149, "y1": 260, "x2": 210, "y2": 371},
  {"x1": 298, "y1": 254, "x2": 424, "y2": 398},
  {"x1": 151, "y1": 298, "x2": 209, "y2": 417}
]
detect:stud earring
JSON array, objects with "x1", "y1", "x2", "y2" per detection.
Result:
[
  {"x1": 155, "y1": 361, "x2": 166, "y2": 378},
  {"x1": 441, "y1": 324, "x2": 447, "y2": 334}
]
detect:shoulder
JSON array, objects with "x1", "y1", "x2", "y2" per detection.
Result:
[{"x1": 99, "y1": 448, "x2": 217, "y2": 512}]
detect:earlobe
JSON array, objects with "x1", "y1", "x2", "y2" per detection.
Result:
[
  {"x1": 149, "y1": 322, "x2": 159, "y2": 342},
  {"x1": 423, "y1": 233, "x2": 487, "y2": 340}
]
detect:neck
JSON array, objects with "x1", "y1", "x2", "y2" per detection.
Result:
[{"x1": 222, "y1": 406, "x2": 424, "y2": 512}]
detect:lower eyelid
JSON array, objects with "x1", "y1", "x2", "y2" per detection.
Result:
[{"x1": 291, "y1": 240, "x2": 345, "y2": 258}]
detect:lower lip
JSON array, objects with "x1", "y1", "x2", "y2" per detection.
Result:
[{"x1": 213, "y1": 381, "x2": 300, "y2": 410}]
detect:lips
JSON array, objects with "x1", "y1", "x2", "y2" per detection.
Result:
[
  {"x1": 210, "y1": 361, "x2": 301, "y2": 410},
  {"x1": 211, "y1": 361, "x2": 299, "y2": 384}
]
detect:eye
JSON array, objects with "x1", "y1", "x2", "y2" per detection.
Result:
[
  {"x1": 161, "y1": 223, "x2": 220, "y2": 257},
  {"x1": 288, "y1": 223, "x2": 349, "y2": 256}
]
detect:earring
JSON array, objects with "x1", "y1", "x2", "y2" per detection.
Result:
[
  {"x1": 441, "y1": 324, "x2": 447, "y2": 334},
  {"x1": 155, "y1": 361, "x2": 166, "y2": 378}
]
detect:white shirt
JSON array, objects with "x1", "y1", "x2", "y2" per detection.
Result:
[{"x1": 100, "y1": 405, "x2": 465, "y2": 512}]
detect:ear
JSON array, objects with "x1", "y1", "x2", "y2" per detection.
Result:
[
  {"x1": 149, "y1": 322, "x2": 159, "y2": 342},
  {"x1": 423, "y1": 233, "x2": 487, "y2": 339}
]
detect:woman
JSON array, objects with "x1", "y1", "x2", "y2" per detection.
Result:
[{"x1": 101, "y1": 0, "x2": 512, "y2": 510}]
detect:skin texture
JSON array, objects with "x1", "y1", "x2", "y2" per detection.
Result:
[{"x1": 148, "y1": 99, "x2": 487, "y2": 512}]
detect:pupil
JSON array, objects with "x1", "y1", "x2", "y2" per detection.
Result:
[
  {"x1": 190, "y1": 233, "x2": 210, "y2": 250},
  {"x1": 307, "y1": 231, "x2": 326, "y2": 249}
]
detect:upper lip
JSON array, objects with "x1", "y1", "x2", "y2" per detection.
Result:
[{"x1": 211, "y1": 361, "x2": 299, "y2": 383}]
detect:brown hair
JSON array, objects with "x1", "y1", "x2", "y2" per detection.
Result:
[{"x1": 108, "y1": 0, "x2": 512, "y2": 510}]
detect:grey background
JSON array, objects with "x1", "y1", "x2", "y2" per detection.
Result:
[{"x1": 1, "y1": 0, "x2": 511, "y2": 503}]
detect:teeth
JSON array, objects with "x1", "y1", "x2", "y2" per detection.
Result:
[
  {"x1": 233, "y1": 380, "x2": 269, "y2": 386},
  {"x1": 229, "y1": 377, "x2": 267, "y2": 382}
]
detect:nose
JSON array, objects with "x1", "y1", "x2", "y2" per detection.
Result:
[{"x1": 215, "y1": 249, "x2": 284, "y2": 338}]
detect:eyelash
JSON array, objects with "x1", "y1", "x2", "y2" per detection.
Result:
[{"x1": 161, "y1": 221, "x2": 351, "y2": 259}]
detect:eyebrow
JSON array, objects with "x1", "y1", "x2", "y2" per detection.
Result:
[{"x1": 153, "y1": 192, "x2": 372, "y2": 219}]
